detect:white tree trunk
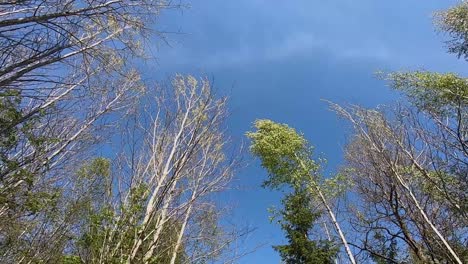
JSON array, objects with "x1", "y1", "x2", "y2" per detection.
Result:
[
  {"x1": 143, "y1": 178, "x2": 179, "y2": 263},
  {"x1": 169, "y1": 192, "x2": 196, "y2": 264},
  {"x1": 127, "y1": 98, "x2": 193, "y2": 263},
  {"x1": 391, "y1": 167, "x2": 462, "y2": 264},
  {"x1": 297, "y1": 158, "x2": 357, "y2": 264},
  {"x1": 313, "y1": 185, "x2": 357, "y2": 264}
]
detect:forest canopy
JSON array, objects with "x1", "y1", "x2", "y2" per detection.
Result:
[{"x1": 0, "y1": 0, "x2": 466, "y2": 263}]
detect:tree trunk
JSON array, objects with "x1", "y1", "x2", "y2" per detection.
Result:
[
  {"x1": 391, "y1": 167, "x2": 462, "y2": 264},
  {"x1": 297, "y1": 158, "x2": 357, "y2": 264},
  {"x1": 169, "y1": 191, "x2": 196, "y2": 264},
  {"x1": 313, "y1": 184, "x2": 357, "y2": 264}
]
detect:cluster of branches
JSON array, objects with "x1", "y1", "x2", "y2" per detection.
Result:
[
  {"x1": 334, "y1": 4, "x2": 468, "y2": 262},
  {"x1": 61, "y1": 75, "x2": 242, "y2": 264},
  {"x1": 0, "y1": 0, "x2": 169, "y2": 237},
  {"x1": 332, "y1": 94, "x2": 466, "y2": 263},
  {"x1": 0, "y1": 0, "x2": 246, "y2": 263},
  {"x1": 247, "y1": 2, "x2": 467, "y2": 264}
]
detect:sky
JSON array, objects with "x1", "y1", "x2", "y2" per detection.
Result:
[{"x1": 138, "y1": 1, "x2": 466, "y2": 263}]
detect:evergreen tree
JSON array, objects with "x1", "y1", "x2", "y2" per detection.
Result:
[{"x1": 274, "y1": 189, "x2": 337, "y2": 264}]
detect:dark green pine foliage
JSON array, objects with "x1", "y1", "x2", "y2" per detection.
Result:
[{"x1": 273, "y1": 189, "x2": 337, "y2": 264}]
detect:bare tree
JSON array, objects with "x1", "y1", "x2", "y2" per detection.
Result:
[
  {"x1": 62, "y1": 75, "x2": 244, "y2": 264},
  {"x1": 331, "y1": 103, "x2": 467, "y2": 264},
  {"x1": 0, "y1": 0, "x2": 182, "y2": 262}
]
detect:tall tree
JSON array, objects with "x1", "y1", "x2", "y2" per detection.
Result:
[
  {"x1": 247, "y1": 119, "x2": 354, "y2": 264},
  {"x1": 0, "y1": 0, "x2": 180, "y2": 262},
  {"x1": 328, "y1": 3, "x2": 468, "y2": 263},
  {"x1": 331, "y1": 102, "x2": 466, "y2": 264},
  {"x1": 273, "y1": 189, "x2": 338, "y2": 264},
  {"x1": 65, "y1": 75, "x2": 241, "y2": 264}
]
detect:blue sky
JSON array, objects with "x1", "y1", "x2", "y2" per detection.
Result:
[{"x1": 139, "y1": 1, "x2": 466, "y2": 263}]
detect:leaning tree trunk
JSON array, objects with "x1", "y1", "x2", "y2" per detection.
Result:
[
  {"x1": 297, "y1": 158, "x2": 357, "y2": 264},
  {"x1": 169, "y1": 189, "x2": 197, "y2": 264},
  {"x1": 390, "y1": 166, "x2": 463, "y2": 264},
  {"x1": 312, "y1": 184, "x2": 357, "y2": 264}
]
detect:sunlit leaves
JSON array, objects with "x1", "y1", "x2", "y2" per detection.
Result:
[
  {"x1": 436, "y1": 2, "x2": 468, "y2": 59},
  {"x1": 246, "y1": 119, "x2": 318, "y2": 189},
  {"x1": 77, "y1": 157, "x2": 111, "y2": 179},
  {"x1": 247, "y1": 119, "x2": 343, "y2": 263},
  {"x1": 387, "y1": 71, "x2": 468, "y2": 115}
]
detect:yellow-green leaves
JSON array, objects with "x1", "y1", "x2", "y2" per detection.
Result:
[
  {"x1": 387, "y1": 71, "x2": 468, "y2": 115},
  {"x1": 323, "y1": 172, "x2": 354, "y2": 198},
  {"x1": 246, "y1": 119, "x2": 317, "y2": 188},
  {"x1": 247, "y1": 119, "x2": 307, "y2": 157},
  {"x1": 436, "y1": 2, "x2": 468, "y2": 59},
  {"x1": 77, "y1": 157, "x2": 111, "y2": 179},
  {"x1": 247, "y1": 120, "x2": 340, "y2": 263}
]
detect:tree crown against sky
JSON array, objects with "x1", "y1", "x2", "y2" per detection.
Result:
[{"x1": 246, "y1": 1, "x2": 467, "y2": 263}]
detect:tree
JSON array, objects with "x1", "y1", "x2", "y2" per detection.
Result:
[
  {"x1": 331, "y1": 102, "x2": 465, "y2": 263},
  {"x1": 58, "y1": 75, "x2": 241, "y2": 264},
  {"x1": 436, "y1": 1, "x2": 468, "y2": 60},
  {"x1": 0, "y1": 0, "x2": 180, "y2": 261},
  {"x1": 273, "y1": 189, "x2": 338, "y2": 264},
  {"x1": 325, "y1": 3, "x2": 468, "y2": 263},
  {"x1": 120, "y1": 75, "x2": 239, "y2": 264},
  {"x1": 0, "y1": 73, "x2": 244, "y2": 263},
  {"x1": 247, "y1": 119, "x2": 354, "y2": 264},
  {"x1": 331, "y1": 99, "x2": 466, "y2": 264}
]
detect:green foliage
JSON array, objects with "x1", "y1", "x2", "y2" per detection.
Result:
[
  {"x1": 24, "y1": 190, "x2": 60, "y2": 214},
  {"x1": 323, "y1": 171, "x2": 353, "y2": 198},
  {"x1": 147, "y1": 220, "x2": 187, "y2": 264},
  {"x1": 78, "y1": 206, "x2": 114, "y2": 258},
  {"x1": 387, "y1": 71, "x2": 468, "y2": 115},
  {"x1": 0, "y1": 93, "x2": 63, "y2": 262},
  {"x1": 436, "y1": 2, "x2": 468, "y2": 59},
  {"x1": 418, "y1": 170, "x2": 463, "y2": 207},
  {"x1": 77, "y1": 157, "x2": 111, "y2": 179},
  {"x1": 0, "y1": 90, "x2": 60, "y2": 229},
  {"x1": 62, "y1": 255, "x2": 82, "y2": 264},
  {"x1": 69, "y1": 179, "x2": 187, "y2": 264},
  {"x1": 0, "y1": 90, "x2": 21, "y2": 152},
  {"x1": 246, "y1": 119, "x2": 318, "y2": 189},
  {"x1": 274, "y1": 189, "x2": 338, "y2": 264},
  {"x1": 247, "y1": 120, "x2": 339, "y2": 263}
]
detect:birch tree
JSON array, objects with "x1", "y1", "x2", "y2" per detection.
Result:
[
  {"x1": 61, "y1": 75, "x2": 241, "y2": 264},
  {"x1": 436, "y1": 1, "x2": 468, "y2": 60},
  {"x1": 247, "y1": 119, "x2": 356, "y2": 264},
  {"x1": 331, "y1": 103, "x2": 467, "y2": 264},
  {"x1": 333, "y1": 3, "x2": 468, "y2": 261},
  {"x1": 0, "y1": 0, "x2": 180, "y2": 261}
]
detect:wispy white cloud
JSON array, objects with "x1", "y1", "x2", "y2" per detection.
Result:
[
  {"x1": 159, "y1": 31, "x2": 393, "y2": 69},
  {"x1": 153, "y1": 0, "x2": 461, "y2": 70}
]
